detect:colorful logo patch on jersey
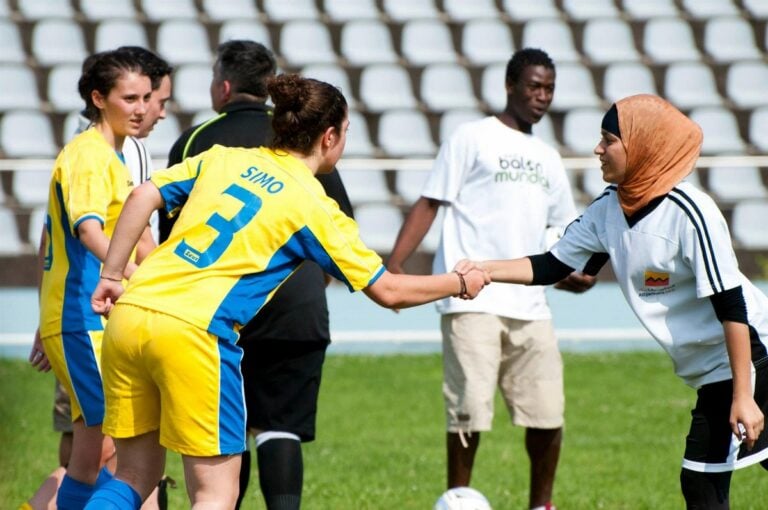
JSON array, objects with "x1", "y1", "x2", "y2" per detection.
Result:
[{"x1": 644, "y1": 270, "x2": 670, "y2": 287}]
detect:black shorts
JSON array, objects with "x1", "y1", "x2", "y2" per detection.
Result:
[
  {"x1": 240, "y1": 339, "x2": 328, "y2": 442},
  {"x1": 683, "y1": 358, "x2": 768, "y2": 472}
]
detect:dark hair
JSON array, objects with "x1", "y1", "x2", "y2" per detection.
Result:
[
  {"x1": 505, "y1": 48, "x2": 555, "y2": 86},
  {"x1": 215, "y1": 40, "x2": 276, "y2": 98},
  {"x1": 116, "y1": 46, "x2": 173, "y2": 89},
  {"x1": 78, "y1": 50, "x2": 146, "y2": 122},
  {"x1": 267, "y1": 74, "x2": 347, "y2": 155}
]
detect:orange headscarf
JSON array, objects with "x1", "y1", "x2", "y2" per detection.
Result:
[{"x1": 614, "y1": 94, "x2": 703, "y2": 216}]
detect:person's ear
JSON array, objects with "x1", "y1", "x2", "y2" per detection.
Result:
[
  {"x1": 91, "y1": 90, "x2": 106, "y2": 110},
  {"x1": 323, "y1": 126, "x2": 336, "y2": 149},
  {"x1": 221, "y1": 80, "x2": 232, "y2": 101}
]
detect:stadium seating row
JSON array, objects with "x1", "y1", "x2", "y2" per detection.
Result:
[
  {"x1": 6, "y1": 0, "x2": 768, "y2": 23},
  {"x1": 3, "y1": 14, "x2": 766, "y2": 68}
]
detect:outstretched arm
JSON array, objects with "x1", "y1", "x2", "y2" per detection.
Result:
[
  {"x1": 363, "y1": 268, "x2": 488, "y2": 309},
  {"x1": 387, "y1": 197, "x2": 441, "y2": 274}
]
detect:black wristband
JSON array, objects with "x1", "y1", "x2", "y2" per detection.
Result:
[{"x1": 100, "y1": 275, "x2": 122, "y2": 282}]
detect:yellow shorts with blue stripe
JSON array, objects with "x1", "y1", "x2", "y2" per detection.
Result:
[
  {"x1": 101, "y1": 303, "x2": 247, "y2": 457},
  {"x1": 41, "y1": 330, "x2": 104, "y2": 427}
]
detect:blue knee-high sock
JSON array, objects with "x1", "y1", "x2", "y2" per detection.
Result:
[
  {"x1": 84, "y1": 479, "x2": 141, "y2": 510},
  {"x1": 57, "y1": 474, "x2": 95, "y2": 510},
  {"x1": 95, "y1": 466, "x2": 114, "y2": 487}
]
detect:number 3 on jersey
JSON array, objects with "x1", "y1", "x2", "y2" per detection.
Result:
[{"x1": 175, "y1": 184, "x2": 262, "y2": 268}]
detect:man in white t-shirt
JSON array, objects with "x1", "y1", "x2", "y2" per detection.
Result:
[{"x1": 388, "y1": 48, "x2": 598, "y2": 510}]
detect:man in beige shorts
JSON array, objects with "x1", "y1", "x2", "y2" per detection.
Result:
[{"x1": 388, "y1": 49, "x2": 600, "y2": 510}]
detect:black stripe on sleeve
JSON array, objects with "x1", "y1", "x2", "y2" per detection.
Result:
[
  {"x1": 709, "y1": 286, "x2": 747, "y2": 324},
  {"x1": 667, "y1": 189, "x2": 723, "y2": 294},
  {"x1": 530, "y1": 252, "x2": 575, "y2": 285}
]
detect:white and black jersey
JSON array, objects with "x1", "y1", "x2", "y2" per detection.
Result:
[{"x1": 552, "y1": 182, "x2": 768, "y2": 389}]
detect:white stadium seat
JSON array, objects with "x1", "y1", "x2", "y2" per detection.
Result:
[
  {"x1": 748, "y1": 107, "x2": 768, "y2": 153},
  {"x1": 681, "y1": 0, "x2": 739, "y2": 19},
  {"x1": 263, "y1": 0, "x2": 319, "y2": 21},
  {"x1": 621, "y1": 0, "x2": 679, "y2": 19},
  {"x1": 582, "y1": 18, "x2": 640, "y2": 64},
  {"x1": 727, "y1": 62, "x2": 768, "y2": 109},
  {"x1": 18, "y1": 0, "x2": 74, "y2": 19},
  {"x1": 438, "y1": 108, "x2": 484, "y2": 143},
  {"x1": 382, "y1": 0, "x2": 440, "y2": 21},
  {"x1": 664, "y1": 62, "x2": 723, "y2": 110},
  {"x1": 461, "y1": 19, "x2": 515, "y2": 66},
  {"x1": 0, "y1": 206, "x2": 24, "y2": 255},
  {"x1": 378, "y1": 109, "x2": 437, "y2": 157},
  {"x1": 643, "y1": 18, "x2": 701, "y2": 64},
  {"x1": 340, "y1": 20, "x2": 399, "y2": 66},
  {"x1": 80, "y1": 0, "x2": 137, "y2": 20},
  {"x1": 481, "y1": 62, "x2": 507, "y2": 112},
  {"x1": 442, "y1": 0, "x2": 499, "y2": 21},
  {"x1": 731, "y1": 200, "x2": 768, "y2": 249},
  {"x1": 202, "y1": 0, "x2": 258, "y2": 21},
  {"x1": 0, "y1": 20, "x2": 26, "y2": 64},
  {"x1": 338, "y1": 168, "x2": 391, "y2": 205},
  {"x1": 344, "y1": 110, "x2": 377, "y2": 157},
  {"x1": 156, "y1": 20, "x2": 212, "y2": 65},
  {"x1": 218, "y1": 20, "x2": 272, "y2": 48},
  {"x1": 522, "y1": 19, "x2": 580, "y2": 63},
  {"x1": 0, "y1": 110, "x2": 58, "y2": 157},
  {"x1": 140, "y1": 0, "x2": 198, "y2": 21},
  {"x1": 0, "y1": 65, "x2": 40, "y2": 110},
  {"x1": 94, "y1": 19, "x2": 149, "y2": 52},
  {"x1": 501, "y1": 0, "x2": 560, "y2": 20},
  {"x1": 689, "y1": 107, "x2": 746, "y2": 155},
  {"x1": 420, "y1": 64, "x2": 478, "y2": 112},
  {"x1": 704, "y1": 18, "x2": 762, "y2": 63},
  {"x1": 562, "y1": 0, "x2": 619, "y2": 20},
  {"x1": 279, "y1": 20, "x2": 337, "y2": 67},
  {"x1": 173, "y1": 64, "x2": 214, "y2": 112},
  {"x1": 562, "y1": 108, "x2": 604, "y2": 155},
  {"x1": 359, "y1": 64, "x2": 417, "y2": 112},
  {"x1": 708, "y1": 164, "x2": 767, "y2": 202},
  {"x1": 12, "y1": 168, "x2": 50, "y2": 207},
  {"x1": 603, "y1": 63, "x2": 658, "y2": 105},
  {"x1": 401, "y1": 20, "x2": 458, "y2": 65},
  {"x1": 32, "y1": 19, "x2": 88, "y2": 66},
  {"x1": 324, "y1": 0, "x2": 380, "y2": 22},
  {"x1": 47, "y1": 64, "x2": 83, "y2": 113},
  {"x1": 549, "y1": 63, "x2": 601, "y2": 112},
  {"x1": 353, "y1": 203, "x2": 403, "y2": 254}
]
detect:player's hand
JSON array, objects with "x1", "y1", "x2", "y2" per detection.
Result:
[
  {"x1": 91, "y1": 279, "x2": 124, "y2": 317},
  {"x1": 730, "y1": 396, "x2": 764, "y2": 450},
  {"x1": 461, "y1": 267, "x2": 489, "y2": 299},
  {"x1": 28, "y1": 328, "x2": 51, "y2": 372},
  {"x1": 554, "y1": 272, "x2": 597, "y2": 293}
]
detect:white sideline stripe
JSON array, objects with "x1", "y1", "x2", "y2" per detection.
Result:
[{"x1": 0, "y1": 328, "x2": 654, "y2": 347}]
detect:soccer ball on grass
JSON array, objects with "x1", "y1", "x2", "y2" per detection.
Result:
[{"x1": 433, "y1": 487, "x2": 492, "y2": 510}]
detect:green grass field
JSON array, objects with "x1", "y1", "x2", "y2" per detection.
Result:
[{"x1": 1, "y1": 352, "x2": 766, "y2": 509}]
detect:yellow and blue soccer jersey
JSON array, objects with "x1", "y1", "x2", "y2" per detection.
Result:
[
  {"x1": 120, "y1": 145, "x2": 384, "y2": 341},
  {"x1": 39, "y1": 128, "x2": 134, "y2": 336}
]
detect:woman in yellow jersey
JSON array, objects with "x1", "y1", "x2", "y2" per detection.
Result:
[
  {"x1": 86, "y1": 74, "x2": 489, "y2": 509},
  {"x1": 32, "y1": 50, "x2": 153, "y2": 510}
]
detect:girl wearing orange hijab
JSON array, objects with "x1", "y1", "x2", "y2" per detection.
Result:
[{"x1": 460, "y1": 95, "x2": 768, "y2": 508}]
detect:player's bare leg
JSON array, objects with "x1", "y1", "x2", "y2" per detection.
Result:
[
  {"x1": 447, "y1": 431, "x2": 480, "y2": 488},
  {"x1": 526, "y1": 427, "x2": 562, "y2": 509},
  {"x1": 183, "y1": 453, "x2": 241, "y2": 509}
]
